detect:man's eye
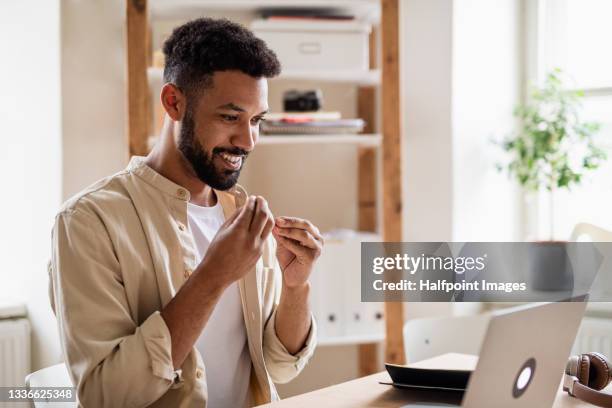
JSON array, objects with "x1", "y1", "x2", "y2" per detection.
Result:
[
  {"x1": 220, "y1": 114, "x2": 239, "y2": 122},
  {"x1": 251, "y1": 117, "x2": 264, "y2": 125}
]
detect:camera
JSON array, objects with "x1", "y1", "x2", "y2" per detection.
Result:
[{"x1": 283, "y1": 89, "x2": 322, "y2": 112}]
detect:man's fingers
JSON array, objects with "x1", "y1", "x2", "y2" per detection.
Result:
[
  {"x1": 250, "y1": 196, "x2": 272, "y2": 237},
  {"x1": 273, "y1": 227, "x2": 319, "y2": 250},
  {"x1": 274, "y1": 234, "x2": 321, "y2": 259},
  {"x1": 235, "y1": 195, "x2": 256, "y2": 229},
  {"x1": 275, "y1": 216, "x2": 323, "y2": 242},
  {"x1": 261, "y1": 216, "x2": 275, "y2": 240},
  {"x1": 274, "y1": 234, "x2": 312, "y2": 257}
]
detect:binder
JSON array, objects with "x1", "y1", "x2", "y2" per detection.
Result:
[{"x1": 312, "y1": 229, "x2": 382, "y2": 341}]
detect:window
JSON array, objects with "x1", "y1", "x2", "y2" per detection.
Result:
[
  {"x1": 539, "y1": 0, "x2": 612, "y2": 90},
  {"x1": 529, "y1": 0, "x2": 612, "y2": 239}
]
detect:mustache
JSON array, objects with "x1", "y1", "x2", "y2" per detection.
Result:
[{"x1": 212, "y1": 147, "x2": 249, "y2": 157}]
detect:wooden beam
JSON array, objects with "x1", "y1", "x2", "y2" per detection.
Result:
[
  {"x1": 357, "y1": 87, "x2": 377, "y2": 233},
  {"x1": 357, "y1": 25, "x2": 378, "y2": 233},
  {"x1": 126, "y1": 0, "x2": 151, "y2": 157},
  {"x1": 368, "y1": 23, "x2": 377, "y2": 70},
  {"x1": 357, "y1": 27, "x2": 380, "y2": 376},
  {"x1": 358, "y1": 343, "x2": 379, "y2": 377},
  {"x1": 381, "y1": 0, "x2": 405, "y2": 365}
]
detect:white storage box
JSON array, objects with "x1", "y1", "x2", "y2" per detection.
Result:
[{"x1": 251, "y1": 20, "x2": 371, "y2": 72}]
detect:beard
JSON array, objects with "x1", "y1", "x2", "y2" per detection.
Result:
[{"x1": 177, "y1": 107, "x2": 248, "y2": 191}]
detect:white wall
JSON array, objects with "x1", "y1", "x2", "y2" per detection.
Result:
[
  {"x1": 402, "y1": 0, "x2": 455, "y2": 243},
  {"x1": 401, "y1": 0, "x2": 457, "y2": 321},
  {"x1": 400, "y1": 0, "x2": 522, "y2": 319},
  {"x1": 0, "y1": 0, "x2": 62, "y2": 371},
  {"x1": 61, "y1": 0, "x2": 128, "y2": 200},
  {"x1": 402, "y1": 0, "x2": 521, "y2": 244},
  {"x1": 452, "y1": 0, "x2": 521, "y2": 241},
  {"x1": 0, "y1": 0, "x2": 128, "y2": 373}
]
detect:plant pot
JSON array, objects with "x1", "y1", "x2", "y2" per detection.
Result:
[{"x1": 529, "y1": 241, "x2": 574, "y2": 292}]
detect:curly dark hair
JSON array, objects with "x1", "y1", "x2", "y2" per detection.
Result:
[{"x1": 162, "y1": 17, "x2": 281, "y2": 99}]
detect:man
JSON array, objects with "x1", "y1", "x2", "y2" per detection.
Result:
[{"x1": 49, "y1": 18, "x2": 322, "y2": 407}]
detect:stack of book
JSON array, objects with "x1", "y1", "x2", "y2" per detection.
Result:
[
  {"x1": 261, "y1": 112, "x2": 365, "y2": 135},
  {"x1": 259, "y1": 8, "x2": 355, "y2": 21}
]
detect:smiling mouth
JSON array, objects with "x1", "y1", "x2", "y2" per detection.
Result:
[{"x1": 217, "y1": 152, "x2": 243, "y2": 170}]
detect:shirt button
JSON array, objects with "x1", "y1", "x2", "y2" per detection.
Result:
[
  {"x1": 178, "y1": 223, "x2": 186, "y2": 231},
  {"x1": 196, "y1": 369, "x2": 203, "y2": 379},
  {"x1": 177, "y1": 189, "x2": 187, "y2": 198},
  {"x1": 184, "y1": 269, "x2": 192, "y2": 279}
]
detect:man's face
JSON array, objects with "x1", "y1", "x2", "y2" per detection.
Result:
[{"x1": 178, "y1": 70, "x2": 268, "y2": 190}]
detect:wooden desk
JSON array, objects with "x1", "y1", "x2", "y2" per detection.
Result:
[{"x1": 258, "y1": 354, "x2": 603, "y2": 407}]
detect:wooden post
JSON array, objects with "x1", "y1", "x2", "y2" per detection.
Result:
[
  {"x1": 358, "y1": 343, "x2": 379, "y2": 377},
  {"x1": 357, "y1": 26, "x2": 380, "y2": 377},
  {"x1": 357, "y1": 17, "x2": 378, "y2": 233},
  {"x1": 381, "y1": 0, "x2": 405, "y2": 365},
  {"x1": 357, "y1": 84, "x2": 377, "y2": 233},
  {"x1": 126, "y1": 0, "x2": 151, "y2": 157}
]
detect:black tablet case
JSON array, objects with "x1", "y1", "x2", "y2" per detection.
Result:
[{"x1": 383, "y1": 363, "x2": 472, "y2": 392}]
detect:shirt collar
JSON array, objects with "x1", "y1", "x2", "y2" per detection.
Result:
[{"x1": 127, "y1": 156, "x2": 248, "y2": 206}]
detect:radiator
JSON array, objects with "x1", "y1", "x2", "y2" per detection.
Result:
[
  {"x1": 572, "y1": 316, "x2": 612, "y2": 357},
  {"x1": 0, "y1": 318, "x2": 30, "y2": 387}
]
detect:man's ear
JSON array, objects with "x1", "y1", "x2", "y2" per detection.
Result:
[{"x1": 160, "y1": 83, "x2": 186, "y2": 121}]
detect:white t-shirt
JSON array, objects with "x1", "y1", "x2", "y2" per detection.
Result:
[{"x1": 187, "y1": 199, "x2": 251, "y2": 408}]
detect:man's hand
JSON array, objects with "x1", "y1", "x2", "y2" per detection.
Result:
[
  {"x1": 161, "y1": 195, "x2": 274, "y2": 370},
  {"x1": 199, "y1": 195, "x2": 274, "y2": 290},
  {"x1": 272, "y1": 217, "x2": 324, "y2": 289},
  {"x1": 272, "y1": 216, "x2": 323, "y2": 354}
]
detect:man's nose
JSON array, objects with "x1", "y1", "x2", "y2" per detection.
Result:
[{"x1": 231, "y1": 121, "x2": 256, "y2": 152}]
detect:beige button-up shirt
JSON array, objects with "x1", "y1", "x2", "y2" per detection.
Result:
[{"x1": 48, "y1": 156, "x2": 317, "y2": 407}]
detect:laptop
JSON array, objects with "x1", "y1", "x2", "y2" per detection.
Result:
[{"x1": 387, "y1": 299, "x2": 588, "y2": 408}]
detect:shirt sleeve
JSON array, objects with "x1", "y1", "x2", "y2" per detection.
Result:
[
  {"x1": 261, "y1": 237, "x2": 318, "y2": 384},
  {"x1": 50, "y1": 207, "x2": 181, "y2": 407},
  {"x1": 262, "y1": 307, "x2": 317, "y2": 384}
]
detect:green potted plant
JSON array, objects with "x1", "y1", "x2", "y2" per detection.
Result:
[{"x1": 497, "y1": 69, "x2": 606, "y2": 290}]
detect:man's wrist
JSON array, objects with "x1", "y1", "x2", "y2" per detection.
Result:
[
  {"x1": 193, "y1": 259, "x2": 230, "y2": 296},
  {"x1": 277, "y1": 281, "x2": 312, "y2": 354},
  {"x1": 281, "y1": 281, "x2": 311, "y2": 302}
]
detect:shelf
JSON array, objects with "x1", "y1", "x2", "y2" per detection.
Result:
[
  {"x1": 318, "y1": 332, "x2": 384, "y2": 347},
  {"x1": 258, "y1": 134, "x2": 381, "y2": 146},
  {"x1": 150, "y1": 0, "x2": 381, "y2": 23},
  {"x1": 148, "y1": 67, "x2": 380, "y2": 86},
  {"x1": 274, "y1": 69, "x2": 380, "y2": 86},
  {"x1": 147, "y1": 134, "x2": 381, "y2": 150}
]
